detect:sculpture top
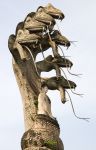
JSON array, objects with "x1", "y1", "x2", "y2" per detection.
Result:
[{"x1": 8, "y1": 2, "x2": 77, "y2": 117}]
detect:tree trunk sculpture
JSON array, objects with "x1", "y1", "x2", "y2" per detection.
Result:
[{"x1": 8, "y1": 3, "x2": 77, "y2": 150}]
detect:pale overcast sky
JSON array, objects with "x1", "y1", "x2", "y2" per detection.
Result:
[{"x1": 0, "y1": 0, "x2": 96, "y2": 150}]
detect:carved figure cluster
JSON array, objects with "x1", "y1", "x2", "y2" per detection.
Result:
[
  {"x1": 8, "y1": 3, "x2": 76, "y2": 103},
  {"x1": 8, "y1": 3, "x2": 89, "y2": 150}
]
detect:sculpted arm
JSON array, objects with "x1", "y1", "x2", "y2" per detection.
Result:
[
  {"x1": 37, "y1": 93, "x2": 46, "y2": 115},
  {"x1": 37, "y1": 92, "x2": 53, "y2": 118}
]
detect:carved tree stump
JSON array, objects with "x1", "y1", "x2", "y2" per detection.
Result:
[{"x1": 8, "y1": 3, "x2": 77, "y2": 150}]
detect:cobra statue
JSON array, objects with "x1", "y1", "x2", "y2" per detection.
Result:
[{"x1": 8, "y1": 3, "x2": 85, "y2": 150}]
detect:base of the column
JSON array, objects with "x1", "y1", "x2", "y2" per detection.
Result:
[{"x1": 21, "y1": 114, "x2": 64, "y2": 150}]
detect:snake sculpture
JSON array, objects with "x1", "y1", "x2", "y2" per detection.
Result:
[{"x1": 8, "y1": 4, "x2": 89, "y2": 133}]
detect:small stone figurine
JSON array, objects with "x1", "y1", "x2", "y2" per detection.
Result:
[{"x1": 37, "y1": 83, "x2": 54, "y2": 119}]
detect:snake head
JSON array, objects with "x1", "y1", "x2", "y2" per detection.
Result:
[
  {"x1": 35, "y1": 7, "x2": 56, "y2": 26},
  {"x1": 16, "y1": 29, "x2": 40, "y2": 44},
  {"x1": 52, "y1": 57, "x2": 73, "y2": 68},
  {"x1": 44, "y1": 76, "x2": 76, "y2": 90},
  {"x1": 37, "y1": 3, "x2": 64, "y2": 20},
  {"x1": 51, "y1": 30, "x2": 71, "y2": 48},
  {"x1": 24, "y1": 13, "x2": 47, "y2": 33},
  {"x1": 58, "y1": 76, "x2": 76, "y2": 89}
]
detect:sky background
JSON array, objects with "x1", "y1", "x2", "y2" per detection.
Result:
[{"x1": 0, "y1": 0, "x2": 96, "y2": 150}]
